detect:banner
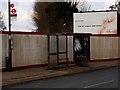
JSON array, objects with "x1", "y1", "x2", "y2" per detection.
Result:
[{"x1": 73, "y1": 11, "x2": 117, "y2": 34}]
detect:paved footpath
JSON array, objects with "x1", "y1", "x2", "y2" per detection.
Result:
[{"x1": 2, "y1": 60, "x2": 119, "y2": 87}]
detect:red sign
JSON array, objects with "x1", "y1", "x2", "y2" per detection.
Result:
[
  {"x1": 11, "y1": 9, "x2": 16, "y2": 14},
  {"x1": 10, "y1": 3, "x2": 14, "y2": 8},
  {"x1": 10, "y1": 3, "x2": 17, "y2": 16}
]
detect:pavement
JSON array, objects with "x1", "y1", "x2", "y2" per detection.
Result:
[{"x1": 2, "y1": 60, "x2": 119, "y2": 87}]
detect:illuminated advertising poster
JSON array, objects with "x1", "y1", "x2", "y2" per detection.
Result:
[
  {"x1": 73, "y1": 36, "x2": 90, "y2": 66},
  {"x1": 73, "y1": 11, "x2": 117, "y2": 34}
]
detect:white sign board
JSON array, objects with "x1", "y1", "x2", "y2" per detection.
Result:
[{"x1": 73, "y1": 11, "x2": 117, "y2": 34}]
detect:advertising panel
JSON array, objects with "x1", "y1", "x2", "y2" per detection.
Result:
[
  {"x1": 73, "y1": 11, "x2": 117, "y2": 34},
  {"x1": 73, "y1": 36, "x2": 90, "y2": 66}
]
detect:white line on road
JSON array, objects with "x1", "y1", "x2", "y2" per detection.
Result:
[{"x1": 84, "y1": 80, "x2": 115, "y2": 88}]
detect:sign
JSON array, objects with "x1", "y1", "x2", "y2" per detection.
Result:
[
  {"x1": 73, "y1": 11, "x2": 117, "y2": 34},
  {"x1": 11, "y1": 9, "x2": 17, "y2": 15},
  {"x1": 10, "y1": 3, "x2": 17, "y2": 16},
  {"x1": 10, "y1": 3, "x2": 14, "y2": 8},
  {"x1": 10, "y1": 3, "x2": 17, "y2": 21}
]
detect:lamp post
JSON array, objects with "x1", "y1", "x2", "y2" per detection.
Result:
[{"x1": 6, "y1": 0, "x2": 12, "y2": 71}]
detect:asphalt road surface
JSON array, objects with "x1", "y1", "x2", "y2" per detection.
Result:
[{"x1": 3, "y1": 67, "x2": 119, "y2": 88}]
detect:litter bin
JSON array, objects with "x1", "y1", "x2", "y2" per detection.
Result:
[{"x1": 5, "y1": 57, "x2": 12, "y2": 71}]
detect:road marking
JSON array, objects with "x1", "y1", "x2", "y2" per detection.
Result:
[{"x1": 84, "y1": 80, "x2": 115, "y2": 88}]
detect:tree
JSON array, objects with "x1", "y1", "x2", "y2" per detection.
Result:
[
  {"x1": 45, "y1": 1, "x2": 79, "y2": 33},
  {"x1": 33, "y1": 0, "x2": 90, "y2": 33},
  {"x1": 78, "y1": 0, "x2": 91, "y2": 12},
  {"x1": 0, "y1": 12, "x2": 6, "y2": 31},
  {"x1": 33, "y1": 1, "x2": 79, "y2": 33},
  {"x1": 109, "y1": 0, "x2": 120, "y2": 12}
]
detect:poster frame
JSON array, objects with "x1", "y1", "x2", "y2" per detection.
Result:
[{"x1": 73, "y1": 34, "x2": 91, "y2": 66}]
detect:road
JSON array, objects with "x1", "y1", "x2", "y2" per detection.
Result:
[{"x1": 3, "y1": 67, "x2": 119, "y2": 88}]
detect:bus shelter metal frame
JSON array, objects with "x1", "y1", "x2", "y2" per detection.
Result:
[{"x1": 47, "y1": 33, "x2": 91, "y2": 70}]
